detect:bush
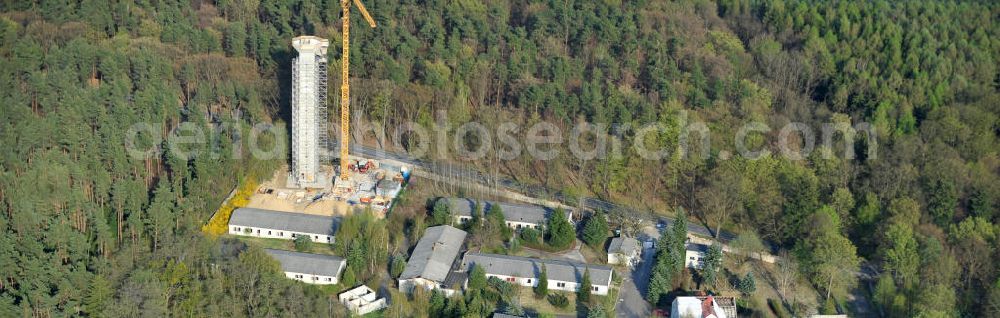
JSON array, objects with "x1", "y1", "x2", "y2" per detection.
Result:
[
  {"x1": 293, "y1": 235, "x2": 312, "y2": 252},
  {"x1": 202, "y1": 179, "x2": 257, "y2": 236},
  {"x1": 521, "y1": 228, "x2": 541, "y2": 244},
  {"x1": 390, "y1": 255, "x2": 406, "y2": 278},
  {"x1": 547, "y1": 293, "x2": 570, "y2": 308}
]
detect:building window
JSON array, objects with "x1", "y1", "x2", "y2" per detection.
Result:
[
  {"x1": 291, "y1": 233, "x2": 296, "y2": 238},
  {"x1": 326, "y1": 237, "x2": 331, "y2": 242},
  {"x1": 527, "y1": 279, "x2": 532, "y2": 284},
  {"x1": 326, "y1": 278, "x2": 332, "y2": 282},
  {"x1": 256, "y1": 229, "x2": 260, "y2": 234},
  {"x1": 506, "y1": 277, "x2": 515, "y2": 283},
  {"x1": 312, "y1": 277, "x2": 318, "y2": 281},
  {"x1": 268, "y1": 231, "x2": 272, "y2": 235},
  {"x1": 314, "y1": 235, "x2": 319, "y2": 240},
  {"x1": 593, "y1": 286, "x2": 599, "y2": 291},
  {"x1": 557, "y1": 282, "x2": 566, "y2": 288},
  {"x1": 234, "y1": 227, "x2": 241, "y2": 232}
]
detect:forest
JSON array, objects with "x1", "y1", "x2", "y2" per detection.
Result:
[{"x1": 1, "y1": 0, "x2": 998, "y2": 317}]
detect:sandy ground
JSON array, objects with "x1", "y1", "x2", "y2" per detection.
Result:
[
  {"x1": 244, "y1": 166, "x2": 360, "y2": 216},
  {"x1": 245, "y1": 194, "x2": 357, "y2": 216}
]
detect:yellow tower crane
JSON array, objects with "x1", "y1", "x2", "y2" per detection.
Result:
[{"x1": 338, "y1": 0, "x2": 376, "y2": 181}]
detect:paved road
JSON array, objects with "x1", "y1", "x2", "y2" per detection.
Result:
[
  {"x1": 344, "y1": 144, "x2": 753, "y2": 246},
  {"x1": 617, "y1": 242, "x2": 657, "y2": 317}
]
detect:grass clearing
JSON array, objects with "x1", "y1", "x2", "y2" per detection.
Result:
[
  {"x1": 225, "y1": 234, "x2": 340, "y2": 256},
  {"x1": 519, "y1": 289, "x2": 577, "y2": 316}
]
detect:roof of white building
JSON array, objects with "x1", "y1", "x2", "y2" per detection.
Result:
[
  {"x1": 229, "y1": 207, "x2": 339, "y2": 235},
  {"x1": 671, "y1": 296, "x2": 728, "y2": 318},
  {"x1": 264, "y1": 249, "x2": 346, "y2": 278},
  {"x1": 686, "y1": 243, "x2": 711, "y2": 253},
  {"x1": 443, "y1": 197, "x2": 560, "y2": 225},
  {"x1": 461, "y1": 252, "x2": 613, "y2": 286},
  {"x1": 399, "y1": 225, "x2": 468, "y2": 283},
  {"x1": 608, "y1": 236, "x2": 641, "y2": 255}
]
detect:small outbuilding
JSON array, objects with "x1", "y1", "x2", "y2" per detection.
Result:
[
  {"x1": 607, "y1": 236, "x2": 642, "y2": 266},
  {"x1": 339, "y1": 285, "x2": 387, "y2": 315}
]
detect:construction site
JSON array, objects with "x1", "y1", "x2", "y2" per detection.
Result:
[
  {"x1": 245, "y1": 4, "x2": 406, "y2": 218},
  {"x1": 246, "y1": 157, "x2": 408, "y2": 217}
]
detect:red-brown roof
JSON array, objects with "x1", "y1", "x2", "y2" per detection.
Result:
[{"x1": 701, "y1": 296, "x2": 716, "y2": 318}]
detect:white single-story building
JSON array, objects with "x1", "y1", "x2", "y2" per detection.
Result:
[
  {"x1": 339, "y1": 285, "x2": 387, "y2": 315},
  {"x1": 264, "y1": 249, "x2": 346, "y2": 285},
  {"x1": 607, "y1": 236, "x2": 642, "y2": 266},
  {"x1": 398, "y1": 225, "x2": 468, "y2": 296},
  {"x1": 671, "y1": 296, "x2": 729, "y2": 318},
  {"x1": 685, "y1": 243, "x2": 710, "y2": 269},
  {"x1": 443, "y1": 197, "x2": 572, "y2": 230},
  {"x1": 228, "y1": 207, "x2": 339, "y2": 243},
  {"x1": 461, "y1": 253, "x2": 614, "y2": 296}
]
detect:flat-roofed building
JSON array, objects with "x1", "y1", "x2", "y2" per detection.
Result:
[
  {"x1": 460, "y1": 253, "x2": 614, "y2": 295},
  {"x1": 228, "y1": 207, "x2": 339, "y2": 243},
  {"x1": 264, "y1": 249, "x2": 346, "y2": 285},
  {"x1": 442, "y1": 198, "x2": 572, "y2": 230},
  {"x1": 339, "y1": 285, "x2": 387, "y2": 315}
]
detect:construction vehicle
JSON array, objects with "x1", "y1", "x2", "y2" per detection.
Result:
[{"x1": 337, "y1": 0, "x2": 376, "y2": 181}]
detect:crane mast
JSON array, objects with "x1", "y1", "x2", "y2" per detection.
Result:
[{"x1": 339, "y1": 0, "x2": 376, "y2": 181}]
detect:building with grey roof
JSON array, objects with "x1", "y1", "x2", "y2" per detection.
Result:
[
  {"x1": 228, "y1": 207, "x2": 339, "y2": 243},
  {"x1": 607, "y1": 236, "x2": 642, "y2": 266},
  {"x1": 461, "y1": 252, "x2": 614, "y2": 295},
  {"x1": 398, "y1": 225, "x2": 467, "y2": 296},
  {"x1": 264, "y1": 249, "x2": 346, "y2": 285},
  {"x1": 442, "y1": 197, "x2": 572, "y2": 230},
  {"x1": 685, "y1": 243, "x2": 711, "y2": 269}
]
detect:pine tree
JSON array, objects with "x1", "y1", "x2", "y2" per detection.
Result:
[
  {"x1": 702, "y1": 243, "x2": 723, "y2": 287},
  {"x1": 468, "y1": 265, "x2": 487, "y2": 291},
  {"x1": 534, "y1": 264, "x2": 549, "y2": 298},
  {"x1": 432, "y1": 198, "x2": 451, "y2": 225},
  {"x1": 670, "y1": 208, "x2": 689, "y2": 272},
  {"x1": 646, "y1": 271, "x2": 668, "y2": 305},
  {"x1": 582, "y1": 213, "x2": 609, "y2": 248},
  {"x1": 739, "y1": 271, "x2": 757, "y2": 295},
  {"x1": 546, "y1": 208, "x2": 575, "y2": 249},
  {"x1": 429, "y1": 290, "x2": 446, "y2": 316},
  {"x1": 578, "y1": 268, "x2": 592, "y2": 303}
]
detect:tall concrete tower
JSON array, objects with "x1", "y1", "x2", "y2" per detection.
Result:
[{"x1": 288, "y1": 36, "x2": 330, "y2": 188}]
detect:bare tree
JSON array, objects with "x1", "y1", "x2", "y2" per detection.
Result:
[
  {"x1": 609, "y1": 207, "x2": 643, "y2": 238},
  {"x1": 775, "y1": 250, "x2": 799, "y2": 300},
  {"x1": 696, "y1": 163, "x2": 744, "y2": 238}
]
